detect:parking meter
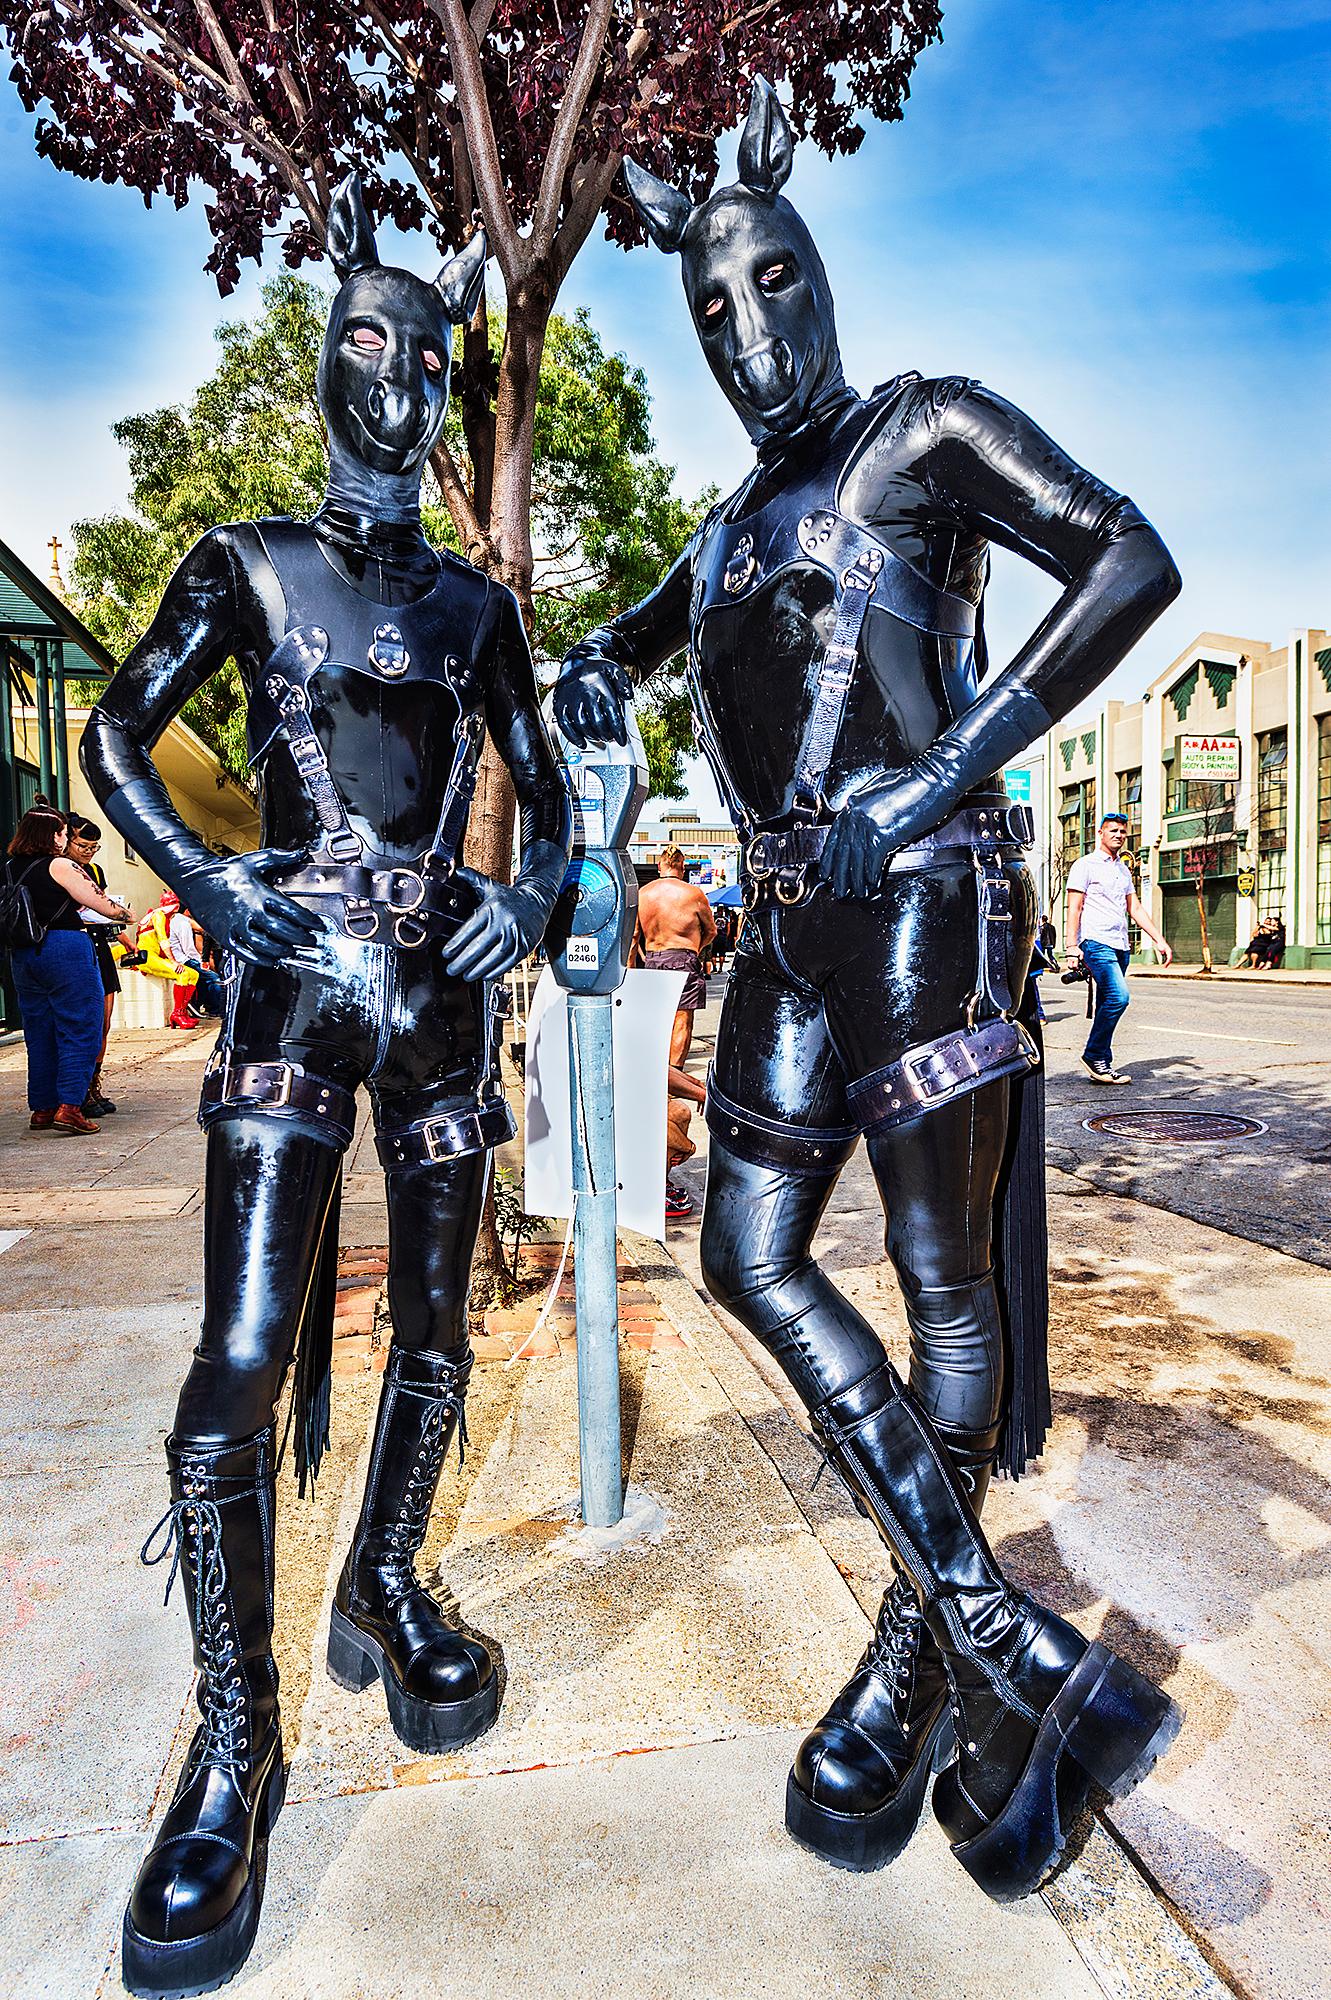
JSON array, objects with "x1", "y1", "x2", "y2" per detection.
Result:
[
  {"x1": 540, "y1": 695, "x2": 648, "y2": 1529},
  {"x1": 544, "y1": 699, "x2": 649, "y2": 994}
]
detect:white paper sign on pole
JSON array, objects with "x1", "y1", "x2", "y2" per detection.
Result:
[{"x1": 523, "y1": 966, "x2": 687, "y2": 1242}]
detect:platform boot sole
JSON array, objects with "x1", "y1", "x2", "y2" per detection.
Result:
[
  {"x1": 949, "y1": 1642, "x2": 1182, "y2": 1903},
  {"x1": 120, "y1": 1755, "x2": 286, "y2": 1999},
  {"x1": 785, "y1": 1705, "x2": 953, "y2": 1872},
  {"x1": 326, "y1": 1603, "x2": 500, "y2": 1753}
]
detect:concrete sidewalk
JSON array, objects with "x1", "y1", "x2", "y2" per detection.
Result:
[{"x1": 0, "y1": 1024, "x2": 1253, "y2": 1999}]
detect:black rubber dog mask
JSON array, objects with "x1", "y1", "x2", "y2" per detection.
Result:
[
  {"x1": 318, "y1": 173, "x2": 487, "y2": 505},
  {"x1": 624, "y1": 79, "x2": 847, "y2": 445}
]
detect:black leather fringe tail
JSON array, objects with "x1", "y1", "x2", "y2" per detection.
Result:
[
  {"x1": 993, "y1": 988, "x2": 1052, "y2": 1478},
  {"x1": 293, "y1": 1169, "x2": 343, "y2": 1497}
]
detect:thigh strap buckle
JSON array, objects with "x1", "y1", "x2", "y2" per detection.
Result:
[
  {"x1": 199, "y1": 1054, "x2": 356, "y2": 1141},
  {"x1": 376, "y1": 1096, "x2": 516, "y2": 1169},
  {"x1": 847, "y1": 1019, "x2": 1039, "y2": 1136}
]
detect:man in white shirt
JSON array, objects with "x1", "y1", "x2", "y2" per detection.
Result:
[
  {"x1": 1065, "y1": 812, "x2": 1172, "y2": 1083},
  {"x1": 167, "y1": 904, "x2": 224, "y2": 1017}
]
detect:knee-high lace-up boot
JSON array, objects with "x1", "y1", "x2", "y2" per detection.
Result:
[
  {"x1": 786, "y1": 1417, "x2": 997, "y2": 1872},
  {"x1": 807, "y1": 1365, "x2": 1180, "y2": 1901},
  {"x1": 327, "y1": 1345, "x2": 498, "y2": 1752},
  {"x1": 122, "y1": 1428, "x2": 284, "y2": 1997}
]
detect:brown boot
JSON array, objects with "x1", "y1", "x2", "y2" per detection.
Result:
[
  {"x1": 29, "y1": 1109, "x2": 56, "y2": 1131},
  {"x1": 54, "y1": 1104, "x2": 100, "y2": 1135}
]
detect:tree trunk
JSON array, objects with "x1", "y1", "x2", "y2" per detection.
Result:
[
  {"x1": 462, "y1": 286, "x2": 552, "y2": 1301},
  {"x1": 1196, "y1": 878, "x2": 1213, "y2": 972}
]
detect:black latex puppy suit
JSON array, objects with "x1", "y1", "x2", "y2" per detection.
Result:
[
  {"x1": 555, "y1": 81, "x2": 1183, "y2": 1897},
  {"x1": 82, "y1": 177, "x2": 570, "y2": 1999}
]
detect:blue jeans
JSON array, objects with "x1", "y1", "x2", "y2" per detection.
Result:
[
  {"x1": 1081, "y1": 939, "x2": 1131, "y2": 1067},
  {"x1": 11, "y1": 930, "x2": 105, "y2": 1109},
  {"x1": 184, "y1": 959, "x2": 224, "y2": 1015}
]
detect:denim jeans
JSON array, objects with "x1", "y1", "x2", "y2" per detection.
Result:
[
  {"x1": 11, "y1": 929, "x2": 105, "y2": 1108},
  {"x1": 1081, "y1": 939, "x2": 1131, "y2": 1067},
  {"x1": 184, "y1": 959, "x2": 225, "y2": 1015}
]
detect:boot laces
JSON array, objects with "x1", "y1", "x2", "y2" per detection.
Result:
[
  {"x1": 380, "y1": 1382, "x2": 468, "y2": 1604},
  {"x1": 863, "y1": 1574, "x2": 922, "y2": 1700},
  {"x1": 141, "y1": 1469, "x2": 253, "y2": 1770}
]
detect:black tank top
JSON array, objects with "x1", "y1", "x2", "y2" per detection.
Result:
[{"x1": 8, "y1": 858, "x2": 82, "y2": 931}]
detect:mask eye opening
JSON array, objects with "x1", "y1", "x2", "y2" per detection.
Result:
[{"x1": 346, "y1": 320, "x2": 388, "y2": 352}]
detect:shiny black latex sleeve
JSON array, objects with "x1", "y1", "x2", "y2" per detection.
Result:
[
  {"x1": 79, "y1": 530, "x2": 324, "y2": 965},
  {"x1": 553, "y1": 550, "x2": 693, "y2": 748},
  {"x1": 441, "y1": 583, "x2": 572, "y2": 982},
  {"x1": 820, "y1": 382, "x2": 1181, "y2": 895}
]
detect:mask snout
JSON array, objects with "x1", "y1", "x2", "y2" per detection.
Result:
[{"x1": 731, "y1": 335, "x2": 796, "y2": 412}]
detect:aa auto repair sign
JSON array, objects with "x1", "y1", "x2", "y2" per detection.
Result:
[{"x1": 1177, "y1": 734, "x2": 1241, "y2": 781}]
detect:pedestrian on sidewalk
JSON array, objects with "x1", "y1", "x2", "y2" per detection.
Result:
[
  {"x1": 1066, "y1": 812, "x2": 1172, "y2": 1083},
  {"x1": 65, "y1": 816, "x2": 126, "y2": 1117},
  {"x1": 666, "y1": 1062, "x2": 706, "y2": 1219},
  {"x1": 632, "y1": 845, "x2": 716, "y2": 1061},
  {"x1": 4, "y1": 805, "x2": 136, "y2": 1134},
  {"x1": 134, "y1": 889, "x2": 202, "y2": 1027},
  {"x1": 167, "y1": 902, "x2": 224, "y2": 1018}
]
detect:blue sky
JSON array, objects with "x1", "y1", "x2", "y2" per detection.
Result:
[{"x1": 2, "y1": 0, "x2": 1328, "y2": 812}]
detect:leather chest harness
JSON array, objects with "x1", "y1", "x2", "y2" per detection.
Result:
[
  {"x1": 691, "y1": 426, "x2": 1039, "y2": 1156},
  {"x1": 200, "y1": 527, "x2": 512, "y2": 1168}
]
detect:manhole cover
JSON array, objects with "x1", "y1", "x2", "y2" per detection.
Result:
[{"x1": 1082, "y1": 1110, "x2": 1267, "y2": 1144}]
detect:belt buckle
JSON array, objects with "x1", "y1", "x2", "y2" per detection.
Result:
[
  {"x1": 421, "y1": 1115, "x2": 470, "y2": 1163},
  {"x1": 268, "y1": 1063, "x2": 295, "y2": 1109},
  {"x1": 343, "y1": 897, "x2": 379, "y2": 941},
  {"x1": 901, "y1": 1037, "x2": 977, "y2": 1102}
]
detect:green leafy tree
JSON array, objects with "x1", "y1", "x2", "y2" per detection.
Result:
[{"x1": 71, "y1": 276, "x2": 709, "y2": 797}]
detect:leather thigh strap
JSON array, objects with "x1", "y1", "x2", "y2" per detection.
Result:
[
  {"x1": 199, "y1": 1056, "x2": 357, "y2": 1147},
  {"x1": 706, "y1": 1075, "x2": 859, "y2": 1177},
  {"x1": 376, "y1": 1097, "x2": 516, "y2": 1169},
  {"x1": 847, "y1": 1019, "x2": 1039, "y2": 1137}
]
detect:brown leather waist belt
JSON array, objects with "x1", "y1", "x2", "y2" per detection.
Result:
[
  {"x1": 742, "y1": 800, "x2": 1034, "y2": 906},
  {"x1": 277, "y1": 860, "x2": 479, "y2": 949}
]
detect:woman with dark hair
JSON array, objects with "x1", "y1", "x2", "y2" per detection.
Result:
[
  {"x1": 65, "y1": 815, "x2": 127, "y2": 1115},
  {"x1": 5, "y1": 805, "x2": 137, "y2": 1133}
]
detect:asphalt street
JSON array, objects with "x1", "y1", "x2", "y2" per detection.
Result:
[{"x1": 1038, "y1": 975, "x2": 1331, "y2": 1268}]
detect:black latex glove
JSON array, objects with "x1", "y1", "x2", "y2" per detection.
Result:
[
  {"x1": 552, "y1": 648, "x2": 632, "y2": 749},
  {"x1": 817, "y1": 685, "x2": 1053, "y2": 899},
  {"x1": 441, "y1": 861, "x2": 560, "y2": 982},
  {"x1": 178, "y1": 850, "x2": 325, "y2": 967}
]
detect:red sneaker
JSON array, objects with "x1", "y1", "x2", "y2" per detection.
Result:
[{"x1": 665, "y1": 1180, "x2": 695, "y2": 1219}]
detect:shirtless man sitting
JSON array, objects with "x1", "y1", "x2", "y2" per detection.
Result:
[{"x1": 631, "y1": 844, "x2": 717, "y2": 1064}]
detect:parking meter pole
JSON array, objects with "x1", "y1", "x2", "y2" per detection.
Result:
[
  {"x1": 543, "y1": 694, "x2": 648, "y2": 1536},
  {"x1": 567, "y1": 992, "x2": 623, "y2": 1528}
]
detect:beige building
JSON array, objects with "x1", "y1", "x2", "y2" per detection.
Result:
[{"x1": 1007, "y1": 625, "x2": 1331, "y2": 968}]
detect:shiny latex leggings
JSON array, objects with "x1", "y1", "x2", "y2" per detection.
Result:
[
  {"x1": 699, "y1": 1077, "x2": 1010, "y2": 1489},
  {"x1": 174, "y1": 1114, "x2": 485, "y2": 1444}
]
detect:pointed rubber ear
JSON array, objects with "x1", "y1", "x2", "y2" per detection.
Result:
[
  {"x1": 736, "y1": 76, "x2": 793, "y2": 199},
  {"x1": 623, "y1": 156, "x2": 693, "y2": 253},
  {"x1": 436, "y1": 230, "x2": 488, "y2": 323},
  {"x1": 326, "y1": 172, "x2": 380, "y2": 280}
]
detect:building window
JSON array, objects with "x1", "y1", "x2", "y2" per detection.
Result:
[
  {"x1": 1165, "y1": 769, "x2": 1236, "y2": 826},
  {"x1": 1058, "y1": 779, "x2": 1097, "y2": 909},
  {"x1": 1117, "y1": 768, "x2": 1143, "y2": 853},
  {"x1": 1256, "y1": 730, "x2": 1287, "y2": 923},
  {"x1": 1318, "y1": 716, "x2": 1331, "y2": 944}
]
